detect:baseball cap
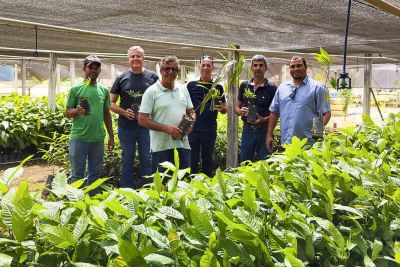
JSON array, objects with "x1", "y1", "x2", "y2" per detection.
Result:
[{"x1": 84, "y1": 55, "x2": 102, "y2": 67}]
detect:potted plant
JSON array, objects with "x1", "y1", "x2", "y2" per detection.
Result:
[
  {"x1": 177, "y1": 113, "x2": 195, "y2": 140},
  {"x1": 127, "y1": 90, "x2": 143, "y2": 120},
  {"x1": 78, "y1": 78, "x2": 92, "y2": 115},
  {"x1": 243, "y1": 87, "x2": 257, "y2": 123}
]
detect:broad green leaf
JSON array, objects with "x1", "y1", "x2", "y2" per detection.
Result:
[
  {"x1": 40, "y1": 224, "x2": 77, "y2": 249},
  {"x1": 257, "y1": 162, "x2": 270, "y2": 204},
  {"x1": 312, "y1": 162, "x2": 324, "y2": 178},
  {"x1": 188, "y1": 203, "x2": 214, "y2": 237},
  {"x1": 90, "y1": 206, "x2": 108, "y2": 227},
  {"x1": 1, "y1": 189, "x2": 15, "y2": 228},
  {"x1": 73, "y1": 214, "x2": 90, "y2": 240},
  {"x1": 118, "y1": 239, "x2": 148, "y2": 267},
  {"x1": 233, "y1": 208, "x2": 261, "y2": 234},
  {"x1": 158, "y1": 206, "x2": 184, "y2": 220},
  {"x1": 242, "y1": 183, "x2": 257, "y2": 212},
  {"x1": 51, "y1": 172, "x2": 69, "y2": 197},
  {"x1": 144, "y1": 253, "x2": 174, "y2": 265},
  {"x1": 83, "y1": 178, "x2": 108, "y2": 193},
  {"x1": 65, "y1": 184, "x2": 85, "y2": 201},
  {"x1": 271, "y1": 201, "x2": 286, "y2": 221},
  {"x1": 0, "y1": 253, "x2": 13, "y2": 266},
  {"x1": 105, "y1": 200, "x2": 131, "y2": 218},
  {"x1": 153, "y1": 170, "x2": 162, "y2": 193},
  {"x1": 0, "y1": 181, "x2": 8, "y2": 193},
  {"x1": 216, "y1": 169, "x2": 227, "y2": 197},
  {"x1": 371, "y1": 239, "x2": 383, "y2": 261},
  {"x1": 220, "y1": 238, "x2": 254, "y2": 267},
  {"x1": 313, "y1": 217, "x2": 345, "y2": 251},
  {"x1": 117, "y1": 216, "x2": 137, "y2": 238},
  {"x1": 12, "y1": 180, "x2": 33, "y2": 242},
  {"x1": 333, "y1": 204, "x2": 363, "y2": 217},
  {"x1": 214, "y1": 211, "x2": 251, "y2": 233},
  {"x1": 364, "y1": 254, "x2": 376, "y2": 267},
  {"x1": 132, "y1": 224, "x2": 169, "y2": 249},
  {"x1": 200, "y1": 249, "x2": 219, "y2": 267},
  {"x1": 284, "y1": 247, "x2": 305, "y2": 267}
]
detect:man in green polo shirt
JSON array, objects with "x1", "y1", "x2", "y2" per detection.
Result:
[
  {"x1": 138, "y1": 56, "x2": 195, "y2": 173},
  {"x1": 65, "y1": 55, "x2": 114, "y2": 189}
]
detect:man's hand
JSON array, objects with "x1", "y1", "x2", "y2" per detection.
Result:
[
  {"x1": 165, "y1": 125, "x2": 182, "y2": 140},
  {"x1": 238, "y1": 106, "x2": 249, "y2": 117},
  {"x1": 265, "y1": 134, "x2": 274, "y2": 153},
  {"x1": 108, "y1": 137, "x2": 115, "y2": 151},
  {"x1": 75, "y1": 105, "x2": 86, "y2": 116},
  {"x1": 249, "y1": 114, "x2": 267, "y2": 128},
  {"x1": 124, "y1": 109, "x2": 135, "y2": 120},
  {"x1": 214, "y1": 101, "x2": 227, "y2": 113}
]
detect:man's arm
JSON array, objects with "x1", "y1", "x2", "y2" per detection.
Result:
[
  {"x1": 322, "y1": 111, "x2": 331, "y2": 126},
  {"x1": 65, "y1": 107, "x2": 85, "y2": 118},
  {"x1": 110, "y1": 93, "x2": 135, "y2": 120},
  {"x1": 138, "y1": 113, "x2": 182, "y2": 140},
  {"x1": 103, "y1": 107, "x2": 114, "y2": 151},
  {"x1": 234, "y1": 100, "x2": 248, "y2": 116},
  {"x1": 265, "y1": 112, "x2": 279, "y2": 152}
]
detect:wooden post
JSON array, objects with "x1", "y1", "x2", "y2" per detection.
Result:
[
  {"x1": 48, "y1": 53, "x2": 57, "y2": 111},
  {"x1": 194, "y1": 64, "x2": 199, "y2": 78},
  {"x1": 21, "y1": 59, "x2": 27, "y2": 96},
  {"x1": 56, "y1": 64, "x2": 61, "y2": 92},
  {"x1": 14, "y1": 64, "x2": 18, "y2": 93},
  {"x1": 70, "y1": 60, "x2": 75, "y2": 86},
  {"x1": 279, "y1": 64, "x2": 287, "y2": 84},
  {"x1": 156, "y1": 62, "x2": 161, "y2": 77},
  {"x1": 226, "y1": 50, "x2": 240, "y2": 168},
  {"x1": 180, "y1": 66, "x2": 186, "y2": 84},
  {"x1": 363, "y1": 54, "x2": 372, "y2": 115}
]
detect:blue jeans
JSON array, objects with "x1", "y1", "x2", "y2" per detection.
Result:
[
  {"x1": 189, "y1": 130, "x2": 216, "y2": 177},
  {"x1": 152, "y1": 148, "x2": 191, "y2": 174},
  {"x1": 69, "y1": 139, "x2": 104, "y2": 187},
  {"x1": 240, "y1": 124, "x2": 268, "y2": 163},
  {"x1": 118, "y1": 126, "x2": 152, "y2": 188}
]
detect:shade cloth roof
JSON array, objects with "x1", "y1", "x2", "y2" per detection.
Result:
[{"x1": 0, "y1": 0, "x2": 400, "y2": 65}]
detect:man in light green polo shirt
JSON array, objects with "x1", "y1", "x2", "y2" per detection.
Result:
[
  {"x1": 65, "y1": 55, "x2": 114, "y2": 189},
  {"x1": 139, "y1": 56, "x2": 195, "y2": 173}
]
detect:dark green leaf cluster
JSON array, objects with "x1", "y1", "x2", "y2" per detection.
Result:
[{"x1": 0, "y1": 94, "x2": 71, "y2": 152}]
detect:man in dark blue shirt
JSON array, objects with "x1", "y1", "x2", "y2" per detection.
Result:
[
  {"x1": 110, "y1": 46, "x2": 158, "y2": 188},
  {"x1": 235, "y1": 55, "x2": 277, "y2": 163},
  {"x1": 187, "y1": 56, "x2": 227, "y2": 177}
]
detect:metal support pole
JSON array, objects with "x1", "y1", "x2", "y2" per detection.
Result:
[
  {"x1": 226, "y1": 50, "x2": 240, "y2": 168},
  {"x1": 180, "y1": 66, "x2": 186, "y2": 84},
  {"x1": 56, "y1": 64, "x2": 61, "y2": 92},
  {"x1": 70, "y1": 60, "x2": 75, "y2": 86},
  {"x1": 21, "y1": 59, "x2": 26, "y2": 95},
  {"x1": 363, "y1": 54, "x2": 372, "y2": 115},
  {"x1": 110, "y1": 64, "x2": 116, "y2": 84},
  {"x1": 48, "y1": 53, "x2": 57, "y2": 111},
  {"x1": 156, "y1": 62, "x2": 161, "y2": 78}
]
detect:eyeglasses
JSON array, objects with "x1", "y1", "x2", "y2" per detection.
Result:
[
  {"x1": 161, "y1": 67, "x2": 179, "y2": 73},
  {"x1": 289, "y1": 64, "x2": 304, "y2": 69}
]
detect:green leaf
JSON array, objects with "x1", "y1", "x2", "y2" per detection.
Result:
[
  {"x1": 313, "y1": 217, "x2": 345, "y2": 251},
  {"x1": 364, "y1": 254, "x2": 376, "y2": 267},
  {"x1": 271, "y1": 201, "x2": 286, "y2": 221},
  {"x1": 0, "y1": 181, "x2": 8, "y2": 193},
  {"x1": 242, "y1": 183, "x2": 257, "y2": 212},
  {"x1": 158, "y1": 206, "x2": 184, "y2": 220},
  {"x1": 51, "y1": 172, "x2": 69, "y2": 197},
  {"x1": 188, "y1": 203, "x2": 214, "y2": 237},
  {"x1": 118, "y1": 239, "x2": 149, "y2": 267},
  {"x1": 72, "y1": 214, "x2": 90, "y2": 240},
  {"x1": 200, "y1": 249, "x2": 219, "y2": 267},
  {"x1": 284, "y1": 248, "x2": 305, "y2": 267},
  {"x1": 132, "y1": 224, "x2": 169, "y2": 249},
  {"x1": 144, "y1": 254, "x2": 174, "y2": 265},
  {"x1": 83, "y1": 178, "x2": 108, "y2": 193},
  {"x1": 0, "y1": 253, "x2": 13, "y2": 266},
  {"x1": 89, "y1": 206, "x2": 108, "y2": 227},
  {"x1": 12, "y1": 180, "x2": 33, "y2": 242},
  {"x1": 105, "y1": 200, "x2": 132, "y2": 218},
  {"x1": 371, "y1": 239, "x2": 383, "y2": 261},
  {"x1": 40, "y1": 224, "x2": 77, "y2": 249},
  {"x1": 153, "y1": 170, "x2": 162, "y2": 193}
]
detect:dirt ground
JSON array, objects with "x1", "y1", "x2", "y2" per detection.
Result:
[{"x1": 0, "y1": 162, "x2": 61, "y2": 190}]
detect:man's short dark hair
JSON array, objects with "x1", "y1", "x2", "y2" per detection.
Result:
[
  {"x1": 251, "y1": 55, "x2": 268, "y2": 67},
  {"x1": 290, "y1": 56, "x2": 307, "y2": 67}
]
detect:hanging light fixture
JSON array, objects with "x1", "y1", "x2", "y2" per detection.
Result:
[{"x1": 337, "y1": 0, "x2": 352, "y2": 90}]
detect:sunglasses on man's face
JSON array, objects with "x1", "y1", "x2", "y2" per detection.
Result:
[
  {"x1": 289, "y1": 88, "x2": 297, "y2": 99},
  {"x1": 161, "y1": 67, "x2": 179, "y2": 73}
]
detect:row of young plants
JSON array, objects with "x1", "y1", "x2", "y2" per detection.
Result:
[
  {"x1": 0, "y1": 94, "x2": 71, "y2": 152},
  {"x1": 0, "y1": 113, "x2": 399, "y2": 266}
]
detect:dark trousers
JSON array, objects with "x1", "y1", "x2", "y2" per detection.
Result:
[
  {"x1": 240, "y1": 124, "x2": 268, "y2": 163},
  {"x1": 188, "y1": 130, "x2": 217, "y2": 177},
  {"x1": 152, "y1": 148, "x2": 191, "y2": 174}
]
